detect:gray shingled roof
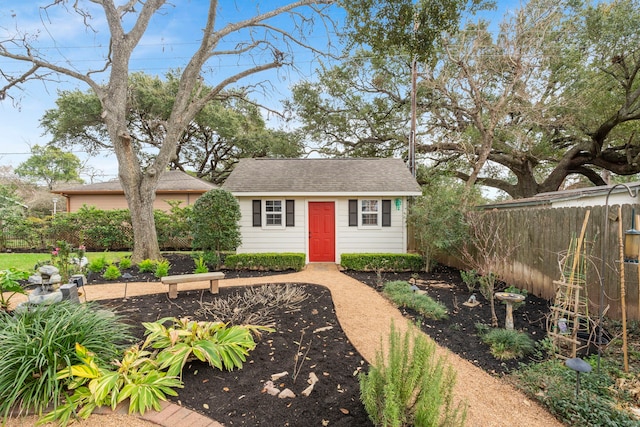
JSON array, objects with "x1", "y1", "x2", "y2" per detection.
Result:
[
  {"x1": 222, "y1": 158, "x2": 422, "y2": 195},
  {"x1": 53, "y1": 170, "x2": 216, "y2": 194}
]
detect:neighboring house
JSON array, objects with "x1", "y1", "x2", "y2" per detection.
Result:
[
  {"x1": 481, "y1": 182, "x2": 640, "y2": 210},
  {"x1": 52, "y1": 170, "x2": 216, "y2": 212},
  {"x1": 222, "y1": 158, "x2": 422, "y2": 264}
]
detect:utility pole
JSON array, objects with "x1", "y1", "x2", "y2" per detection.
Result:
[
  {"x1": 409, "y1": 56, "x2": 417, "y2": 177},
  {"x1": 409, "y1": 17, "x2": 419, "y2": 178}
]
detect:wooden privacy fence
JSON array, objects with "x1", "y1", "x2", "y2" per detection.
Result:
[{"x1": 438, "y1": 204, "x2": 640, "y2": 321}]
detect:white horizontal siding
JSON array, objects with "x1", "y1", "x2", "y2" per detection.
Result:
[
  {"x1": 236, "y1": 196, "x2": 409, "y2": 263},
  {"x1": 237, "y1": 197, "x2": 307, "y2": 254},
  {"x1": 335, "y1": 198, "x2": 407, "y2": 263}
]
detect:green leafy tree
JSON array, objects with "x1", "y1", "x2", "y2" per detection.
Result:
[
  {"x1": 42, "y1": 72, "x2": 304, "y2": 186},
  {"x1": 290, "y1": 0, "x2": 486, "y2": 161},
  {"x1": 0, "y1": 184, "x2": 27, "y2": 235},
  {"x1": 339, "y1": 0, "x2": 486, "y2": 63},
  {"x1": 189, "y1": 189, "x2": 241, "y2": 266},
  {"x1": 14, "y1": 145, "x2": 83, "y2": 190},
  {"x1": 287, "y1": 51, "x2": 411, "y2": 158},
  {"x1": 409, "y1": 175, "x2": 476, "y2": 271},
  {"x1": 0, "y1": 1, "x2": 335, "y2": 262}
]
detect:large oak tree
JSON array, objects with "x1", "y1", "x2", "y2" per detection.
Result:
[
  {"x1": 41, "y1": 72, "x2": 303, "y2": 185},
  {"x1": 0, "y1": 1, "x2": 334, "y2": 261},
  {"x1": 292, "y1": 0, "x2": 640, "y2": 198}
]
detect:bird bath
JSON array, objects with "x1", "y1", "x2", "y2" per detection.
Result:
[{"x1": 494, "y1": 292, "x2": 526, "y2": 330}]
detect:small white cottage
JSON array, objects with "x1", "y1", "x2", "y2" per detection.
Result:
[{"x1": 222, "y1": 158, "x2": 422, "y2": 264}]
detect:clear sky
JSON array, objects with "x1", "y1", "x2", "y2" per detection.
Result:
[{"x1": 0, "y1": 1, "x2": 516, "y2": 184}]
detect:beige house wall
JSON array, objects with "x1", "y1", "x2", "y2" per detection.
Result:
[{"x1": 67, "y1": 193, "x2": 204, "y2": 212}]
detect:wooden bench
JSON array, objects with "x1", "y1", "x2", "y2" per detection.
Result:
[{"x1": 161, "y1": 272, "x2": 225, "y2": 299}]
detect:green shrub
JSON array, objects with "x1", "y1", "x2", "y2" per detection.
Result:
[
  {"x1": 480, "y1": 328, "x2": 535, "y2": 360},
  {"x1": 383, "y1": 281, "x2": 448, "y2": 320},
  {"x1": 224, "y1": 253, "x2": 305, "y2": 271},
  {"x1": 193, "y1": 255, "x2": 209, "y2": 274},
  {"x1": 460, "y1": 269, "x2": 479, "y2": 293},
  {"x1": 87, "y1": 255, "x2": 108, "y2": 273},
  {"x1": 102, "y1": 264, "x2": 121, "y2": 280},
  {"x1": 0, "y1": 302, "x2": 132, "y2": 420},
  {"x1": 408, "y1": 178, "x2": 474, "y2": 272},
  {"x1": 155, "y1": 202, "x2": 192, "y2": 249},
  {"x1": 359, "y1": 322, "x2": 466, "y2": 427},
  {"x1": 118, "y1": 256, "x2": 132, "y2": 269},
  {"x1": 200, "y1": 250, "x2": 220, "y2": 269},
  {"x1": 137, "y1": 258, "x2": 156, "y2": 273},
  {"x1": 50, "y1": 206, "x2": 133, "y2": 250},
  {"x1": 341, "y1": 253, "x2": 424, "y2": 272},
  {"x1": 154, "y1": 259, "x2": 170, "y2": 278},
  {"x1": 189, "y1": 189, "x2": 241, "y2": 267}
]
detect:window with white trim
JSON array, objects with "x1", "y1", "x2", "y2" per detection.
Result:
[
  {"x1": 361, "y1": 199, "x2": 379, "y2": 226},
  {"x1": 265, "y1": 200, "x2": 283, "y2": 226}
]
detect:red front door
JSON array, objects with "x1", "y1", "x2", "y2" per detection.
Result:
[{"x1": 309, "y1": 202, "x2": 335, "y2": 262}]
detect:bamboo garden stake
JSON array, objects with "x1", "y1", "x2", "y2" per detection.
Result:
[{"x1": 617, "y1": 206, "x2": 629, "y2": 373}]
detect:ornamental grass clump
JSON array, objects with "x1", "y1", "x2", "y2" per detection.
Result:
[
  {"x1": 480, "y1": 328, "x2": 535, "y2": 360},
  {"x1": 383, "y1": 281, "x2": 448, "y2": 320},
  {"x1": 118, "y1": 256, "x2": 132, "y2": 269},
  {"x1": 359, "y1": 322, "x2": 466, "y2": 427},
  {"x1": 193, "y1": 255, "x2": 209, "y2": 273},
  {"x1": 0, "y1": 302, "x2": 133, "y2": 421}
]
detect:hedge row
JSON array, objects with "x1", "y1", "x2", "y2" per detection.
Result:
[
  {"x1": 340, "y1": 253, "x2": 424, "y2": 272},
  {"x1": 1, "y1": 205, "x2": 191, "y2": 251},
  {"x1": 224, "y1": 253, "x2": 306, "y2": 271}
]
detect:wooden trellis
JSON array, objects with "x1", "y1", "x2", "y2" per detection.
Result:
[{"x1": 548, "y1": 211, "x2": 594, "y2": 358}]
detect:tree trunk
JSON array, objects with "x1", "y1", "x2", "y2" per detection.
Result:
[
  {"x1": 490, "y1": 296, "x2": 498, "y2": 328},
  {"x1": 112, "y1": 128, "x2": 163, "y2": 262},
  {"x1": 127, "y1": 181, "x2": 161, "y2": 263}
]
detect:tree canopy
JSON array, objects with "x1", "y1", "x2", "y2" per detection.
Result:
[
  {"x1": 292, "y1": 0, "x2": 640, "y2": 198},
  {"x1": 41, "y1": 72, "x2": 304, "y2": 185},
  {"x1": 14, "y1": 145, "x2": 83, "y2": 190}
]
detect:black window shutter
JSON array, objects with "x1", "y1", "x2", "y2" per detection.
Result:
[
  {"x1": 252, "y1": 200, "x2": 261, "y2": 227},
  {"x1": 286, "y1": 200, "x2": 295, "y2": 227},
  {"x1": 382, "y1": 200, "x2": 391, "y2": 227},
  {"x1": 348, "y1": 199, "x2": 358, "y2": 226}
]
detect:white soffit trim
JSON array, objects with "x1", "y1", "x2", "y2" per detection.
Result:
[{"x1": 230, "y1": 192, "x2": 421, "y2": 197}]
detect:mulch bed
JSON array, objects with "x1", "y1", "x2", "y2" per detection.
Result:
[
  {"x1": 344, "y1": 267, "x2": 551, "y2": 375},
  {"x1": 95, "y1": 254, "x2": 553, "y2": 425}
]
